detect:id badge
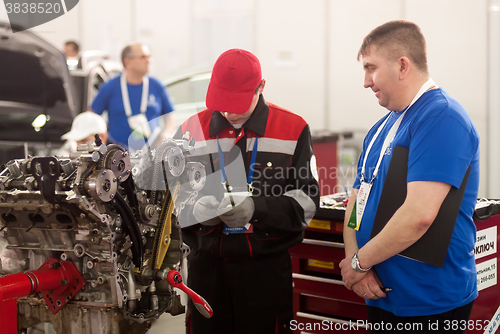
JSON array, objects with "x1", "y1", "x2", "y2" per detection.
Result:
[
  {"x1": 128, "y1": 113, "x2": 152, "y2": 138},
  {"x1": 221, "y1": 191, "x2": 253, "y2": 234},
  {"x1": 354, "y1": 182, "x2": 372, "y2": 231}
]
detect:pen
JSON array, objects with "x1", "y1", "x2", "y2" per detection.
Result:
[
  {"x1": 222, "y1": 182, "x2": 235, "y2": 207},
  {"x1": 343, "y1": 187, "x2": 350, "y2": 206},
  {"x1": 380, "y1": 287, "x2": 392, "y2": 293}
]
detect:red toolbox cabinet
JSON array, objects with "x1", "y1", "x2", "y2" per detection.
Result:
[
  {"x1": 289, "y1": 204, "x2": 369, "y2": 334},
  {"x1": 311, "y1": 130, "x2": 356, "y2": 196},
  {"x1": 290, "y1": 199, "x2": 500, "y2": 334},
  {"x1": 311, "y1": 131, "x2": 339, "y2": 197},
  {"x1": 469, "y1": 201, "x2": 500, "y2": 334}
]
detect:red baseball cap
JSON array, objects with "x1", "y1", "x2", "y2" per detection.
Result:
[{"x1": 206, "y1": 49, "x2": 262, "y2": 114}]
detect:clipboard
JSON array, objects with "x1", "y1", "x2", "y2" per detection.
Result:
[{"x1": 370, "y1": 146, "x2": 471, "y2": 267}]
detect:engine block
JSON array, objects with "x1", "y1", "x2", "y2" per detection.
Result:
[{"x1": 0, "y1": 135, "x2": 205, "y2": 334}]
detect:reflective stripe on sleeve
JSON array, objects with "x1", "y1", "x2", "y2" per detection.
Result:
[{"x1": 252, "y1": 137, "x2": 296, "y2": 155}]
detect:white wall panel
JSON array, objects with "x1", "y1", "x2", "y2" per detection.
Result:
[
  {"x1": 79, "y1": 0, "x2": 133, "y2": 64},
  {"x1": 488, "y1": 3, "x2": 500, "y2": 198},
  {"x1": 29, "y1": 2, "x2": 81, "y2": 49},
  {"x1": 135, "y1": 0, "x2": 192, "y2": 76},
  {"x1": 192, "y1": 0, "x2": 254, "y2": 67},
  {"x1": 254, "y1": 0, "x2": 326, "y2": 130},
  {"x1": 406, "y1": 0, "x2": 489, "y2": 196},
  {"x1": 328, "y1": 0, "x2": 403, "y2": 132}
]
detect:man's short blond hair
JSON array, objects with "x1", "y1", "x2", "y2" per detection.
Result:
[{"x1": 358, "y1": 20, "x2": 428, "y2": 74}]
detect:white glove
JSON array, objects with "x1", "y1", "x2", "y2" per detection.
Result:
[
  {"x1": 217, "y1": 196, "x2": 255, "y2": 228},
  {"x1": 193, "y1": 196, "x2": 222, "y2": 226}
]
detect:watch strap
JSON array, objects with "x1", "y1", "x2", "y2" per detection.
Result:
[{"x1": 352, "y1": 251, "x2": 372, "y2": 273}]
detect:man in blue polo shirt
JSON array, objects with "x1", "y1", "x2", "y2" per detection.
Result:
[
  {"x1": 340, "y1": 20, "x2": 479, "y2": 333},
  {"x1": 91, "y1": 43, "x2": 175, "y2": 150}
]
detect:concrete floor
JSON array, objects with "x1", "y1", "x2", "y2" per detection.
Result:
[
  {"x1": 148, "y1": 313, "x2": 186, "y2": 334},
  {"x1": 148, "y1": 288, "x2": 188, "y2": 334}
]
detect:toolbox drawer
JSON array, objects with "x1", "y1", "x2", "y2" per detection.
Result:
[
  {"x1": 290, "y1": 239, "x2": 345, "y2": 276},
  {"x1": 298, "y1": 293, "x2": 367, "y2": 320},
  {"x1": 293, "y1": 273, "x2": 364, "y2": 304}
]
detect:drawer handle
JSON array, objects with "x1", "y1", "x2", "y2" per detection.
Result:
[
  {"x1": 302, "y1": 239, "x2": 345, "y2": 248},
  {"x1": 292, "y1": 273, "x2": 344, "y2": 285}
]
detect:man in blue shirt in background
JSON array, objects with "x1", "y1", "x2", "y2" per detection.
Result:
[
  {"x1": 340, "y1": 20, "x2": 479, "y2": 333},
  {"x1": 91, "y1": 43, "x2": 175, "y2": 150}
]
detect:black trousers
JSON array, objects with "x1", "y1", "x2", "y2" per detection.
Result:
[
  {"x1": 366, "y1": 300, "x2": 474, "y2": 333},
  {"x1": 185, "y1": 251, "x2": 294, "y2": 334}
]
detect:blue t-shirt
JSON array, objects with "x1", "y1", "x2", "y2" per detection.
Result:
[
  {"x1": 353, "y1": 88, "x2": 479, "y2": 317},
  {"x1": 91, "y1": 75, "x2": 174, "y2": 149}
]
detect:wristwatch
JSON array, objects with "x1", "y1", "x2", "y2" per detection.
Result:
[{"x1": 351, "y1": 251, "x2": 372, "y2": 273}]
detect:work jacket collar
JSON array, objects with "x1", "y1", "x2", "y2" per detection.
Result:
[{"x1": 208, "y1": 95, "x2": 269, "y2": 137}]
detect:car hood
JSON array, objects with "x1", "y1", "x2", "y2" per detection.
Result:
[{"x1": 0, "y1": 21, "x2": 76, "y2": 143}]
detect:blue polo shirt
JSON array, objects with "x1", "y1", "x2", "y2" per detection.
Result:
[
  {"x1": 91, "y1": 75, "x2": 174, "y2": 149},
  {"x1": 353, "y1": 88, "x2": 479, "y2": 316}
]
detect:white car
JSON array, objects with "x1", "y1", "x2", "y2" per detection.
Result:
[{"x1": 164, "y1": 65, "x2": 211, "y2": 126}]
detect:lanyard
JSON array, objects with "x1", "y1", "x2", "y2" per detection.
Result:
[
  {"x1": 216, "y1": 133, "x2": 259, "y2": 193},
  {"x1": 120, "y1": 74, "x2": 149, "y2": 117},
  {"x1": 361, "y1": 78, "x2": 436, "y2": 183}
]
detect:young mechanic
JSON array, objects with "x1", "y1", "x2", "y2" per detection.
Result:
[{"x1": 175, "y1": 48, "x2": 320, "y2": 334}]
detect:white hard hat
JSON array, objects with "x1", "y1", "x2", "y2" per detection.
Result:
[{"x1": 61, "y1": 111, "x2": 107, "y2": 141}]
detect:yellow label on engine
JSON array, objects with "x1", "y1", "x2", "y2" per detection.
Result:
[
  {"x1": 308, "y1": 259, "x2": 334, "y2": 270},
  {"x1": 309, "y1": 219, "x2": 331, "y2": 230}
]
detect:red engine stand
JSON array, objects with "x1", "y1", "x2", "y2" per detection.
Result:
[{"x1": 0, "y1": 258, "x2": 86, "y2": 334}]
